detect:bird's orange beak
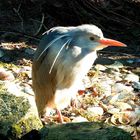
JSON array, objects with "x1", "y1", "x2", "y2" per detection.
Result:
[{"x1": 99, "y1": 38, "x2": 127, "y2": 47}]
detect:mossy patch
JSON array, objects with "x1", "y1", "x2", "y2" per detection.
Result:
[
  {"x1": 0, "y1": 61, "x2": 19, "y2": 69},
  {"x1": 10, "y1": 115, "x2": 43, "y2": 139},
  {"x1": 0, "y1": 90, "x2": 30, "y2": 135},
  {"x1": 40, "y1": 122, "x2": 132, "y2": 140}
]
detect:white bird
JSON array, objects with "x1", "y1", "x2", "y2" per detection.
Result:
[{"x1": 32, "y1": 24, "x2": 126, "y2": 123}]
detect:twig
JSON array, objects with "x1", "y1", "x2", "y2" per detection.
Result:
[
  {"x1": 32, "y1": 13, "x2": 45, "y2": 36},
  {"x1": 30, "y1": 15, "x2": 48, "y2": 31},
  {"x1": 17, "y1": 1, "x2": 22, "y2": 12},
  {"x1": 0, "y1": 42, "x2": 24, "y2": 47},
  {"x1": 0, "y1": 31, "x2": 40, "y2": 41},
  {"x1": 70, "y1": 1, "x2": 83, "y2": 24},
  {"x1": 13, "y1": 7, "x2": 24, "y2": 31},
  {"x1": 0, "y1": 98, "x2": 10, "y2": 112},
  {"x1": 98, "y1": 50, "x2": 140, "y2": 57},
  {"x1": 109, "y1": 11, "x2": 140, "y2": 26}
]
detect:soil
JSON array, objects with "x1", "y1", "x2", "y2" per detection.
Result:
[{"x1": 0, "y1": 0, "x2": 140, "y2": 57}]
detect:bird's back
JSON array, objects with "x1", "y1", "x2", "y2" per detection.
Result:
[
  {"x1": 32, "y1": 27, "x2": 76, "y2": 115},
  {"x1": 32, "y1": 24, "x2": 99, "y2": 116}
]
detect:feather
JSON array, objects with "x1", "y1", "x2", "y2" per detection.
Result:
[
  {"x1": 49, "y1": 39, "x2": 72, "y2": 74},
  {"x1": 37, "y1": 34, "x2": 68, "y2": 61}
]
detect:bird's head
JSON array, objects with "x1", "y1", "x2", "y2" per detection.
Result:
[
  {"x1": 36, "y1": 24, "x2": 126, "y2": 74},
  {"x1": 69, "y1": 24, "x2": 126, "y2": 51}
]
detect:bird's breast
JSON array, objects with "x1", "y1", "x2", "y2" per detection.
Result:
[
  {"x1": 54, "y1": 50, "x2": 97, "y2": 109},
  {"x1": 56, "y1": 49, "x2": 97, "y2": 90}
]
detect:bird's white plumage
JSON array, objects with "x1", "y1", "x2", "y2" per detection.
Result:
[
  {"x1": 32, "y1": 24, "x2": 108, "y2": 119},
  {"x1": 72, "y1": 24, "x2": 103, "y2": 38}
]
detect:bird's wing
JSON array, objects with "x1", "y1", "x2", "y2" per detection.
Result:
[
  {"x1": 49, "y1": 38, "x2": 72, "y2": 74},
  {"x1": 34, "y1": 26, "x2": 74, "y2": 61},
  {"x1": 32, "y1": 27, "x2": 74, "y2": 113}
]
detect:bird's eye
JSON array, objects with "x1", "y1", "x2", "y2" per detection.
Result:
[{"x1": 89, "y1": 36, "x2": 95, "y2": 41}]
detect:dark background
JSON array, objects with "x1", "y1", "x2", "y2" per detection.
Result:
[{"x1": 0, "y1": 0, "x2": 140, "y2": 55}]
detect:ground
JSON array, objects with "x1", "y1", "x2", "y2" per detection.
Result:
[
  {"x1": 0, "y1": 0, "x2": 140, "y2": 139},
  {"x1": 0, "y1": 42, "x2": 139, "y2": 139}
]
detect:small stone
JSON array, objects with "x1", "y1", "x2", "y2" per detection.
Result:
[
  {"x1": 0, "y1": 68, "x2": 15, "y2": 81},
  {"x1": 95, "y1": 64, "x2": 107, "y2": 71},
  {"x1": 122, "y1": 110, "x2": 140, "y2": 125},
  {"x1": 87, "y1": 106, "x2": 104, "y2": 116},
  {"x1": 107, "y1": 61, "x2": 123, "y2": 71},
  {"x1": 22, "y1": 86, "x2": 34, "y2": 95},
  {"x1": 82, "y1": 75, "x2": 93, "y2": 88},
  {"x1": 114, "y1": 75, "x2": 122, "y2": 81},
  {"x1": 0, "y1": 49, "x2": 4, "y2": 58},
  {"x1": 124, "y1": 73, "x2": 139, "y2": 82},
  {"x1": 72, "y1": 116, "x2": 88, "y2": 122},
  {"x1": 126, "y1": 60, "x2": 134, "y2": 64},
  {"x1": 19, "y1": 66, "x2": 32, "y2": 78},
  {"x1": 100, "y1": 82, "x2": 112, "y2": 96},
  {"x1": 25, "y1": 48, "x2": 35, "y2": 55},
  {"x1": 71, "y1": 113, "x2": 76, "y2": 116},
  {"x1": 110, "y1": 71, "x2": 121, "y2": 78},
  {"x1": 113, "y1": 83, "x2": 133, "y2": 93},
  {"x1": 5, "y1": 82, "x2": 22, "y2": 96},
  {"x1": 109, "y1": 92, "x2": 135, "y2": 104},
  {"x1": 20, "y1": 83, "x2": 34, "y2": 95},
  {"x1": 20, "y1": 66, "x2": 31, "y2": 72},
  {"x1": 109, "y1": 94, "x2": 119, "y2": 104},
  {"x1": 108, "y1": 108, "x2": 120, "y2": 114},
  {"x1": 132, "y1": 81, "x2": 140, "y2": 90},
  {"x1": 115, "y1": 102, "x2": 132, "y2": 111}
]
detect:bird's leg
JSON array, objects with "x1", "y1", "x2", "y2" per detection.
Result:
[
  {"x1": 70, "y1": 91, "x2": 79, "y2": 108},
  {"x1": 56, "y1": 109, "x2": 63, "y2": 123},
  {"x1": 71, "y1": 98, "x2": 78, "y2": 108},
  {"x1": 40, "y1": 107, "x2": 53, "y2": 124}
]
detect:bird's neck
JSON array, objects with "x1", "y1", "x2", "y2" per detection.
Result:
[{"x1": 68, "y1": 46, "x2": 97, "y2": 60}]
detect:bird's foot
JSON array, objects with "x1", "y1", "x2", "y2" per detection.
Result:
[
  {"x1": 53, "y1": 115, "x2": 71, "y2": 123},
  {"x1": 70, "y1": 98, "x2": 79, "y2": 108},
  {"x1": 55, "y1": 109, "x2": 71, "y2": 123},
  {"x1": 40, "y1": 110, "x2": 71, "y2": 124},
  {"x1": 40, "y1": 116, "x2": 52, "y2": 125},
  {"x1": 40, "y1": 108, "x2": 56, "y2": 125},
  {"x1": 56, "y1": 109, "x2": 63, "y2": 123}
]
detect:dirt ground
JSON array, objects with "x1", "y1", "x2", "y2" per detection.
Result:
[{"x1": 0, "y1": 0, "x2": 140, "y2": 55}]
